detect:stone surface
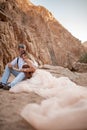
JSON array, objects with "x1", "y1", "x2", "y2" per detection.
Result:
[
  {"x1": 72, "y1": 62, "x2": 87, "y2": 72},
  {"x1": 40, "y1": 64, "x2": 87, "y2": 86},
  {"x1": 82, "y1": 41, "x2": 87, "y2": 51}
]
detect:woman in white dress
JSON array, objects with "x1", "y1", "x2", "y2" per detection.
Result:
[{"x1": 10, "y1": 67, "x2": 87, "y2": 130}]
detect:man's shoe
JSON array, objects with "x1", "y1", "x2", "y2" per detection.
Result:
[
  {"x1": 0, "y1": 82, "x2": 6, "y2": 89},
  {"x1": 3, "y1": 85, "x2": 11, "y2": 90},
  {"x1": 0, "y1": 82, "x2": 3, "y2": 89}
]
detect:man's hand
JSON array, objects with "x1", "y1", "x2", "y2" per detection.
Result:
[{"x1": 7, "y1": 63, "x2": 13, "y2": 68}]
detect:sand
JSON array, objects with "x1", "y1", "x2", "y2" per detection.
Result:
[{"x1": 0, "y1": 89, "x2": 44, "y2": 130}]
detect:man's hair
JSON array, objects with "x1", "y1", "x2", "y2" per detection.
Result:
[{"x1": 18, "y1": 44, "x2": 26, "y2": 50}]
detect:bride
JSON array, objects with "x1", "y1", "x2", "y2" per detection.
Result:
[{"x1": 9, "y1": 66, "x2": 87, "y2": 130}]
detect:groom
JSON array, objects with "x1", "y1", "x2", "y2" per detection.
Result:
[{"x1": 0, "y1": 43, "x2": 26, "y2": 90}]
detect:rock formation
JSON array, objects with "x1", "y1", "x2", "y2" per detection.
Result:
[
  {"x1": 0, "y1": 0, "x2": 86, "y2": 74},
  {"x1": 40, "y1": 64, "x2": 87, "y2": 86},
  {"x1": 82, "y1": 41, "x2": 87, "y2": 51}
]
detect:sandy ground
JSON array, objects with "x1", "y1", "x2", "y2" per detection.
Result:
[
  {"x1": 0, "y1": 88, "x2": 44, "y2": 130},
  {"x1": 0, "y1": 73, "x2": 44, "y2": 130},
  {"x1": 0, "y1": 70, "x2": 87, "y2": 130}
]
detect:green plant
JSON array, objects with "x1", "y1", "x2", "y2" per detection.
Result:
[{"x1": 79, "y1": 53, "x2": 87, "y2": 63}]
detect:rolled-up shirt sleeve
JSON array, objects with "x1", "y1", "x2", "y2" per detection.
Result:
[{"x1": 10, "y1": 57, "x2": 18, "y2": 66}]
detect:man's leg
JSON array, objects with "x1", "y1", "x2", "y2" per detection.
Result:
[
  {"x1": 0, "y1": 65, "x2": 11, "y2": 85},
  {"x1": 0, "y1": 65, "x2": 19, "y2": 84},
  {"x1": 9, "y1": 72, "x2": 25, "y2": 87}
]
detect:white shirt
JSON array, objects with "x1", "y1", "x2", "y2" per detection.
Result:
[{"x1": 11, "y1": 57, "x2": 25, "y2": 69}]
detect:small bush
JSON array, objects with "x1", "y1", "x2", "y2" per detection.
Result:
[{"x1": 79, "y1": 53, "x2": 87, "y2": 63}]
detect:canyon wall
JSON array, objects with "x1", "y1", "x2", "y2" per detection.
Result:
[{"x1": 0, "y1": 0, "x2": 86, "y2": 74}]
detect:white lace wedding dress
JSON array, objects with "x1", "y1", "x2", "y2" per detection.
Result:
[{"x1": 10, "y1": 69, "x2": 87, "y2": 130}]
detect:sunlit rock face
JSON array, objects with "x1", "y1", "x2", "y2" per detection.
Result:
[
  {"x1": 0, "y1": 0, "x2": 86, "y2": 74},
  {"x1": 82, "y1": 41, "x2": 87, "y2": 51}
]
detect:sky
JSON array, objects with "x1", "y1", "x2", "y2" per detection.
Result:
[{"x1": 30, "y1": 0, "x2": 87, "y2": 43}]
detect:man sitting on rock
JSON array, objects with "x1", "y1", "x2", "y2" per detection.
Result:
[{"x1": 0, "y1": 43, "x2": 27, "y2": 90}]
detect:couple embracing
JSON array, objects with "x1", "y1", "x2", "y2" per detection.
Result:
[{"x1": 0, "y1": 44, "x2": 38, "y2": 90}]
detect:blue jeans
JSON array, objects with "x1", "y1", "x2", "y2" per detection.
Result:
[{"x1": 0, "y1": 65, "x2": 25, "y2": 87}]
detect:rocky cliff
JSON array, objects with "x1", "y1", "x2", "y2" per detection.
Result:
[
  {"x1": 0, "y1": 0, "x2": 86, "y2": 74},
  {"x1": 83, "y1": 41, "x2": 87, "y2": 51}
]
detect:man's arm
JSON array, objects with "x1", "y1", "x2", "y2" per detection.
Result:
[{"x1": 7, "y1": 57, "x2": 18, "y2": 68}]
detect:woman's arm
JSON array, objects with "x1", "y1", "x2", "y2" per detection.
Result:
[
  {"x1": 20, "y1": 59, "x2": 36, "y2": 73},
  {"x1": 20, "y1": 67, "x2": 36, "y2": 73}
]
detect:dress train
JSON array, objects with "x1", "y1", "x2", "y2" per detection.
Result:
[{"x1": 10, "y1": 69, "x2": 87, "y2": 130}]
